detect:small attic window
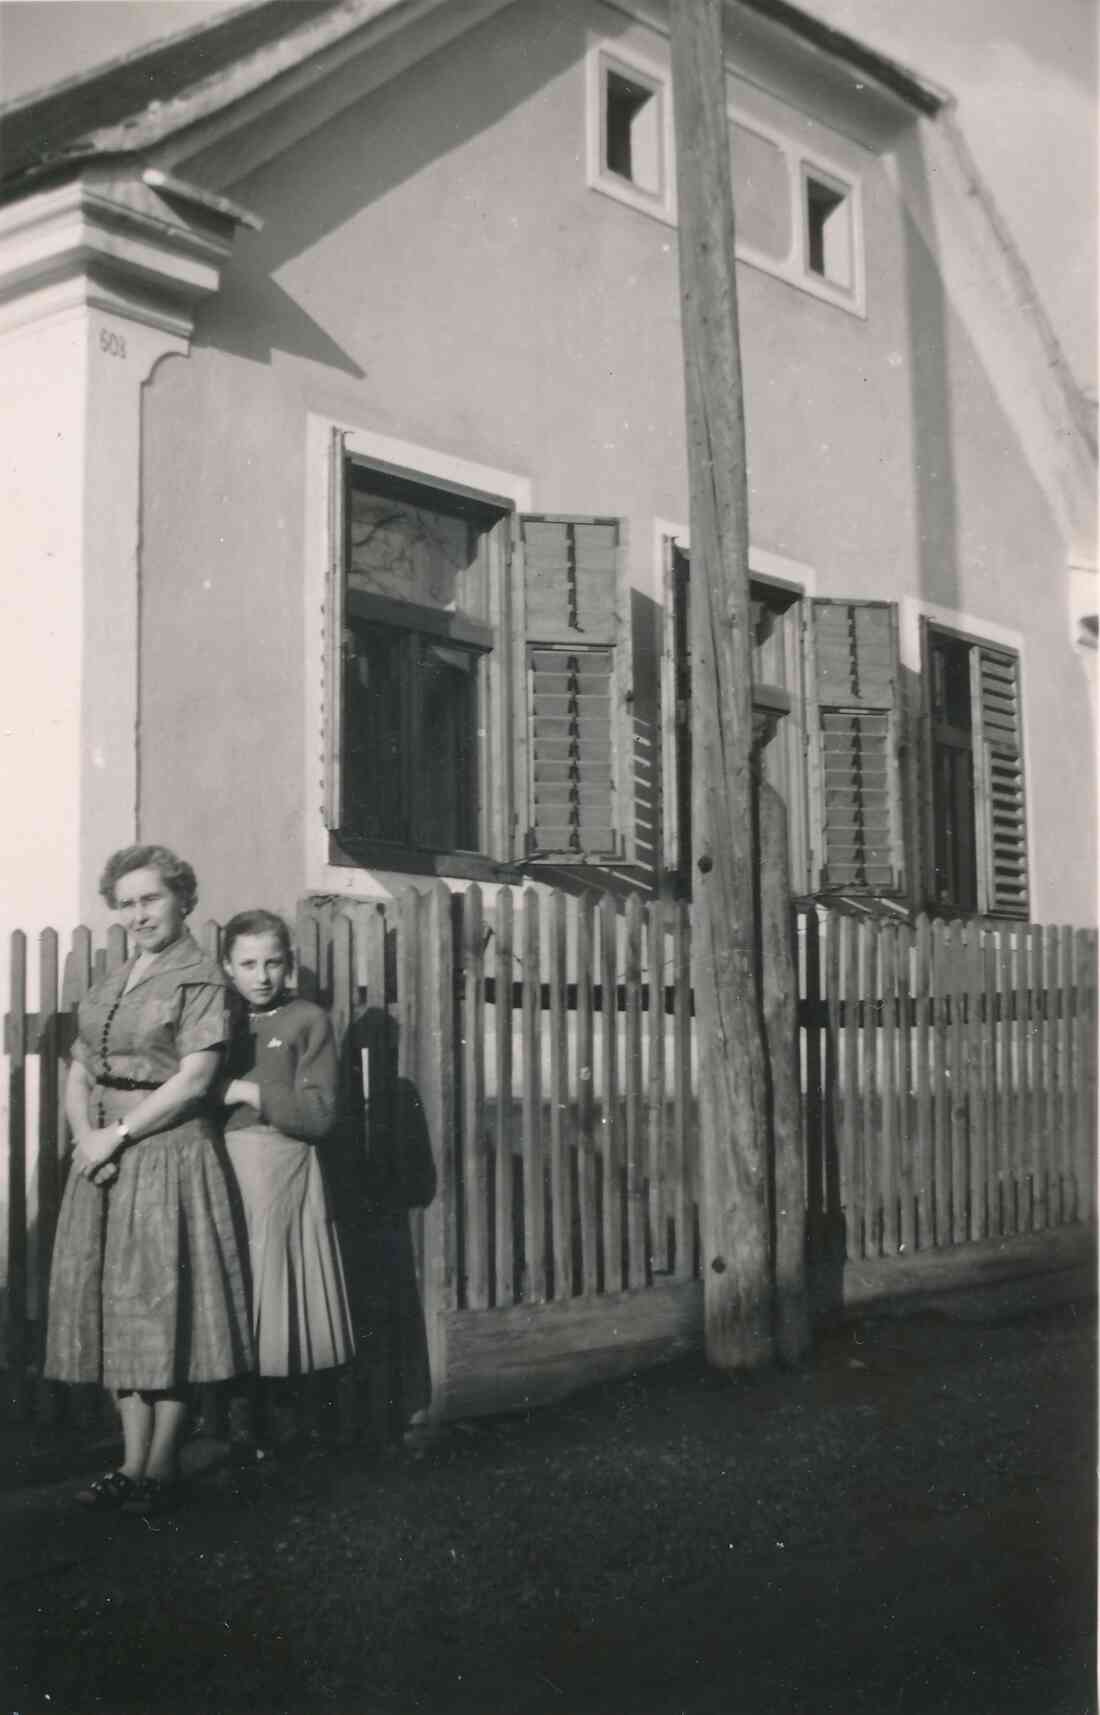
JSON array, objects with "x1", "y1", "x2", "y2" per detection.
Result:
[
  {"x1": 606, "y1": 70, "x2": 661, "y2": 193},
  {"x1": 587, "y1": 44, "x2": 674, "y2": 226},
  {"x1": 804, "y1": 170, "x2": 853, "y2": 291}
]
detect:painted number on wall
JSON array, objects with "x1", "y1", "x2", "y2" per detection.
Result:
[{"x1": 99, "y1": 328, "x2": 128, "y2": 359}]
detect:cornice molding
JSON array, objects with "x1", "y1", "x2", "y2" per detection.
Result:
[{"x1": 0, "y1": 168, "x2": 253, "y2": 338}]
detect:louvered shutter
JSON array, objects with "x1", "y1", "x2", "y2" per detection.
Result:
[
  {"x1": 807, "y1": 599, "x2": 905, "y2": 893},
  {"x1": 974, "y1": 645, "x2": 1028, "y2": 918},
  {"x1": 520, "y1": 517, "x2": 623, "y2": 862}
]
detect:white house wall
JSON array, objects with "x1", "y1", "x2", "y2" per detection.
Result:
[{"x1": 131, "y1": 0, "x2": 1096, "y2": 926}]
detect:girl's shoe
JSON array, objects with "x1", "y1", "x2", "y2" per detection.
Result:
[
  {"x1": 122, "y1": 1477, "x2": 185, "y2": 1517},
  {"x1": 75, "y1": 1470, "x2": 140, "y2": 1511}
]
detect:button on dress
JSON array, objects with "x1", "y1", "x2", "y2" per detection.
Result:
[{"x1": 44, "y1": 933, "x2": 253, "y2": 1391}]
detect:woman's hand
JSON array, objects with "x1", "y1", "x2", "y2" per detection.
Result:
[{"x1": 73, "y1": 1126, "x2": 123, "y2": 1179}]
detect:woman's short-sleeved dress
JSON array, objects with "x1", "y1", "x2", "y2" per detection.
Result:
[{"x1": 44, "y1": 932, "x2": 253, "y2": 1392}]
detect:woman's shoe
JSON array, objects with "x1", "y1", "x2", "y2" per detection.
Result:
[
  {"x1": 122, "y1": 1477, "x2": 185, "y2": 1517},
  {"x1": 75, "y1": 1470, "x2": 141, "y2": 1511}
]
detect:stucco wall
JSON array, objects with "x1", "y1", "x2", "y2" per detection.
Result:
[{"x1": 137, "y1": 0, "x2": 1096, "y2": 928}]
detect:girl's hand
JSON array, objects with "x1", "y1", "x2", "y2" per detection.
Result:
[{"x1": 74, "y1": 1126, "x2": 123, "y2": 1178}]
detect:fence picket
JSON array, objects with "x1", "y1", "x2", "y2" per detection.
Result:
[
  {"x1": 646, "y1": 898, "x2": 669, "y2": 1277},
  {"x1": 1084, "y1": 932, "x2": 1099, "y2": 1221},
  {"x1": 547, "y1": 889, "x2": 571, "y2": 1302},
  {"x1": 294, "y1": 909, "x2": 321, "y2": 1003},
  {"x1": 913, "y1": 916, "x2": 932, "y2": 1250},
  {"x1": 6, "y1": 931, "x2": 28, "y2": 1407},
  {"x1": 838, "y1": 915, "x2": 860, "y2": 1259},
  {"x1": 599, "y1": 897, "x2": 623, "y2": 1294},
  {"x1": 624, "y1": 894, "x2": 645, "y2": 1290},
  {"x1": 896, "y1": 923, "x2": 915, "y2": 1255},
  {"x1": 982, "y1": 928, "x2": 999, "y2": 1236},
  {"x1": 521, "y1": 891, "x2": 546, "y2": 1304},
  {"x1": 998, "y1": 928, "x2": 1016, "y2": 1236},
  {"x1": 463, "y1": 887, "x2": 489, "y2": 1311},
  {"x1": 672, "y1": 901, "x2": 692, "y2": 1279},
  {"x1": 1060, "y1": 926, "x2": 1076, "y2": 1223},
  {"x1": 947, "y1": 923, "x2": 968, "y2": 1246},
  {"x1": 858, "y1": 919, "x2": 877, "y2": 1257},
  {"x1": 36, "y1": 931, "x2": 61, "y2": 1382},
  {"x1": 1013, "y1": 927, "x2": 1030, "y2": 1233},
  {"x1": 880, "y1": 925, "x2": 898, "y2": 1255},
  {"x1": 493, "y1": 889, "x2": 515, "y2": 1307},
  {"x1": 822, "y1": 907, "x2": 842, "y2": 1247},
  {"x1": 929, "y1": 919, "x2": 949, "y2": 1246},
  {"x1": 802, "y1": 908, "x2": 824, "y2": 1254},
  {"x1": 1047, "y1": 926, "x2": 1064, "y2": 1227},
  {"x1": 575, "y1": 894, "x2": 598, "y2": 1296}
]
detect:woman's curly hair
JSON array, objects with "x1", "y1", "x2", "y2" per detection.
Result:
[{"x1": 98, "y1": 845, "x2": 198, "y2": 916}]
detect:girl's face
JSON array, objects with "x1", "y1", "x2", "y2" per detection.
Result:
[
  {"x1": 224, "y1": 932, "x2": 290, "y2": 1010},
  {"x1": 115, "y1": 865, "x2": 185, "y2": 954}
]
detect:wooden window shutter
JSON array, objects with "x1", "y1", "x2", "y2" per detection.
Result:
[
  {"x1": 806, "y1": 598, "x2": 905, "y2": 893},
  {"x1": 973, "y1": 644, "x2": 1028, "y2": 918},
  {"x1": 519, "y1": 516, "x2": 625, "y2": 862},
  {"x1": 322, "y1": 430, "x2": 348, "y2": 831}
]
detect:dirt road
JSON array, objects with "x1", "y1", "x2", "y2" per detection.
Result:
[{"x1": 1, "y1": 1293, "x2": 1094, "y2": 1715}]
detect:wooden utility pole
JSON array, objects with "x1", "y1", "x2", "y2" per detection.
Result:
[{"x1": 669, "y1": 0, "x2": 773, "y2": 1368}]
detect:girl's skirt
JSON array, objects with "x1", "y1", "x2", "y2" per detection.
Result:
[{"x1": 226, "y1": 1126, "x2": 355, "y2": 1377}]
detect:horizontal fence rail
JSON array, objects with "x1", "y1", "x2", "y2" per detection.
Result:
[{"x1": 1, "y1": 897, "x2": 1096, "y2": 1423}]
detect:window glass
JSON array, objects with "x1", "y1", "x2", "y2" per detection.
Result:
[{"x1": 347, "y1": 470, "x2": 488, "y2": 618}]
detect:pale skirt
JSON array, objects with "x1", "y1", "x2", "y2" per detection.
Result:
[{"x1": 226, "y1": 1126, "x2": 355, "y2": 1377}]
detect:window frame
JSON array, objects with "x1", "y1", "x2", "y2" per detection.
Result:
[
  {"x1": 727, "y1": 110, "x2": 867, "y2": 318},
  {"x1": 307, "y1": 417, "x2": 532, "y2": 891},
  {"x1": 921, "y1": 617, "x2": 1030, "y2": 920},
  {"x1": 659, "y1": 530, "x2": 814, "y2": 896},
  {"x1": 585, "y1": 39, "x2": 676, "y2": 227}
]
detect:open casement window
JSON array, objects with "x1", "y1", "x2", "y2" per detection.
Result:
[
  {"x1": 925, "y1": 626, "x2": 1028, "y2": 919},
  {"x1": 325, "y1": 454, "x2": 512, "y2": 868},
  {"x1": 663, "y1": 545, "x2": 808, "y2": 894},
  {"x1": 517, "y1": 516, "x2": 628, "y2": 863},
  {"x1": 805, "y1": 599, "x2": 906, "y2": 895}
]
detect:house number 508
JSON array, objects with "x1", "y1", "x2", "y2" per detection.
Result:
[{"x1": 99, "y1": 328, "x2": 127, "y2": 358}]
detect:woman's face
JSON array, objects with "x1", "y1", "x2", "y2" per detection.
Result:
[
  {"x1": 114, "y1": 865, "x2": 185, "y2": 954},
  {"x1": 224, "y1": 932, "x2": 289, "y2": 1010}
]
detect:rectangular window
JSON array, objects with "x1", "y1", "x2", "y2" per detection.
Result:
[
  {"x1": 587, "y1": 43, "x2": 674, "y2": 225},
  {"x1": 804, "y1": 170, "x2": 853, "y2": 290},
  {"x1": 332, "y1": 460, "x2": 503, "y2": 864},
  {"x1": 667, "y1": 550, "x2": 804, "y2": 893},
  {"x1": 926, "y1": 626, "x2": 1029, "y2": 918}
]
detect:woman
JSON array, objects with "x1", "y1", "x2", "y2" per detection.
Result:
[{"x1": 44, "y1": 844, "x2": 253, "y2": 1513}]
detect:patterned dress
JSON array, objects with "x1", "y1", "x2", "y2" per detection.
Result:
[
  {"x1": 224, "y1": 998, "x2": 355, "y2": 1377},
  {"x1": 44, "y1": 933, "x2": 253, "y2": 1391}
]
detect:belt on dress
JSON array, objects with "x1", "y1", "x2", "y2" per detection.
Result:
[{"x1": 95, "y1": 1074, "x2": 160, "y2": 1091}]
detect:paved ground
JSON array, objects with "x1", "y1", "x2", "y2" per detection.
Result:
[{"x1": 0, "y1": 1286, "x2": 1095, "y2": 1715}]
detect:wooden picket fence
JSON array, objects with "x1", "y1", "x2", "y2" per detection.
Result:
[{"x1": 2, "y1": 892, "x2": 1097, "y2": 1425}]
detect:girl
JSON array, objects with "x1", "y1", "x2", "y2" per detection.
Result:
[{"x1": 219, "y1": 910, "x2": 355, "y2": 1456}]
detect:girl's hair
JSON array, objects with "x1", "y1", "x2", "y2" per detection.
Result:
[
  {"x1": 222, "y1": 909, "x2": 294, "y2": 966},
  {"x1": 99, "y1": 845, "x2": 198, "y2": 915}
]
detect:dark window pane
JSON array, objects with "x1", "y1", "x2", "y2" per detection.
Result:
[
  {"x1": 344, "y1": 626, "x2": 407, "y2": 843},
  {"x1": 414, "y1": 641, "x2": 480, "y2": 852}
]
